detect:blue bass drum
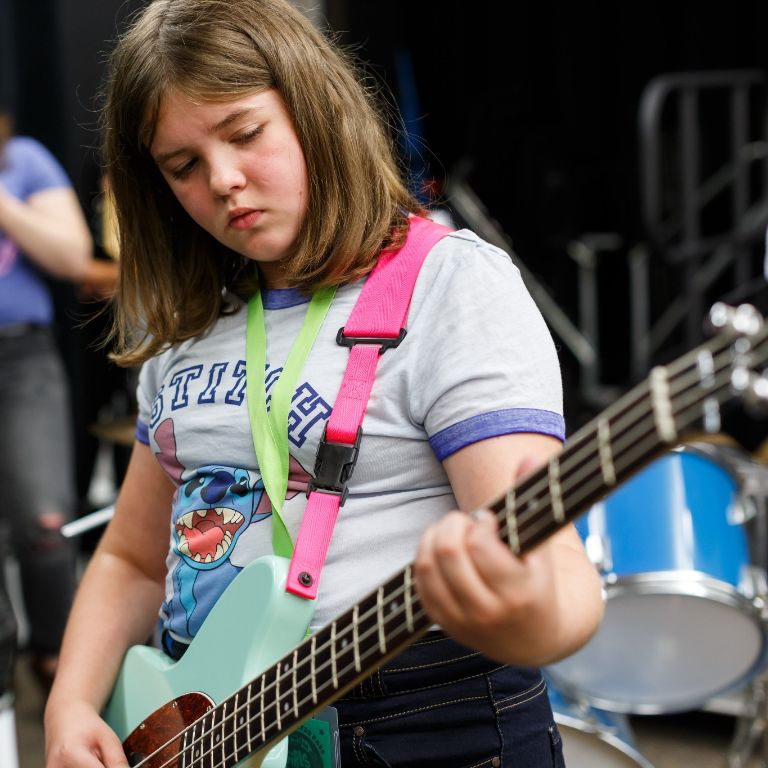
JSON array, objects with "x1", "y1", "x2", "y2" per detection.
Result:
[
  {"x1": 547, "y1": 447, "x2": 768, "y2": 714},
  {"x1": 547, "y1": 681, "x2": 655, "y2": 768}
]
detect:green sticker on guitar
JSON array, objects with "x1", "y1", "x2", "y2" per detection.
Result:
[{"x1": 288, "y1": 707, "x2": 340, "y2": 768}]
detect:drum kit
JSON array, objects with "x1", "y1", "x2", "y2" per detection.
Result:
[{"x1": 545, "y1": 442, "x2": 768, "y2": 768}]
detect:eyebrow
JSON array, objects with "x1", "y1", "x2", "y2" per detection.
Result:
[{"x1": 153, "y1": 107, "x2": 256, "y2": 165}]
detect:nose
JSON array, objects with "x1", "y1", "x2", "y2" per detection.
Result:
[{"x1": 209, "y1": 155, "x2": 246, "y2": 197}]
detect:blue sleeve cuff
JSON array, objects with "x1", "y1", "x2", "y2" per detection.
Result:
[
  {"x1": 429, "y1": 408, "x2": 565, "y2": 462},
  {"x1": 135, "y1": 418, "x2": 150, "y2": 445}
]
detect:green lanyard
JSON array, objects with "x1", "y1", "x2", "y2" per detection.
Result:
[{"x1": 246, "y1": 285, "x2": 337, "y2": 559}]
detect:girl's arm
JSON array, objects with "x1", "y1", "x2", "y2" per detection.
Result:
[
  {"x1": 0, "y1": 185, "x2": 92, "y2": 281},
  {"x1": 414, "y1": 432, "x2": 604, "y2": 667},
  {"x1": 44, "y1": 443, "x2": 175, "y2": 768}
]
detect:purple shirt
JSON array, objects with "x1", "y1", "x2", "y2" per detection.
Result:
[{"x1": 0, "y1": 137, "x2": 72, "y2": 326}]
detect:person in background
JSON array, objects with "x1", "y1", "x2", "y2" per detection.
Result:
[
  {"x1": 0, "y1": 107, "x2": 93, "y2": 688},
  {"x1": 44, "y1": 1, "x2": 603, "y2": 765}
]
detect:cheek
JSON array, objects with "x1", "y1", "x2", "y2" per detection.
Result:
[{"x1": 172, "y1": 186, "x2": 210, "y2": 223}]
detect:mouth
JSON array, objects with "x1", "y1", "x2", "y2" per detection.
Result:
[
  {"x1": 228, "y1": 208, "x2": 262, "y2": 231},
  {"x1": 175, "y1": 507, "x2": 245, "y2": 563}
]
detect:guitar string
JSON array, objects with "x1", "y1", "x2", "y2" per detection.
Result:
[
  {"x1": 137, "y1": 388, "x2": 742, "y2": 768},
  {"x1": 514, "y1": 331, "x2": 768, "y2": 542},
  {"x1": 510, "y1": 329, "x2": 765, "y2": 540},
  {"x1": 167, "y1": 346, "x2": 734, "y2": 768},
  {"x1": 134, "y1": 344, "x2": 747, "y2": 768},
  {"x1": 132, "y1": 332, "x2": 752, "y2": 768},
  {"x1": 130, "y1": 328, "x2": 760, "y2": 767}
]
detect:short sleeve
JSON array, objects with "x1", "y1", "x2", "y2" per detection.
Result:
[
  {"x1": 136, "y1": 357, "x2": 161, "y2": 445},
  {"x1": 404, "y1": 231, "x2": 565, "y2": 461},
  {"x1": 11, "y1": 137, "x2": 72, "y2": 199}
]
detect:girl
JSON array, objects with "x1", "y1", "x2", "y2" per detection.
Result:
[{"x1": 44, "y1": 1, "x2": 603, "y2": 766}]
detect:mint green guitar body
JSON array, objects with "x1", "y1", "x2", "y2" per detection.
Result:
[{"x1": 103, "y1": 556, "x2": 315, "y2": 767}]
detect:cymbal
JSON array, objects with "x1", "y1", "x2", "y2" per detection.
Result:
[{"x1": 88, "y1": 416, "x2": 136, "y2": 447}]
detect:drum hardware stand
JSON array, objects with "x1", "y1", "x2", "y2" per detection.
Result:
[
  {"x1": 727, "y1": 672, "x2": 768, "y2": 768},
  {"x1": 728, "y1": 462, "x2": 768, "y2": 768}
]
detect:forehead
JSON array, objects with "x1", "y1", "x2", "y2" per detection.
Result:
[{"x1": 149, "y1": 87, "x2": 286, "y2": 151}]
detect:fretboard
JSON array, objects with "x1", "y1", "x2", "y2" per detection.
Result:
[{"x1": 171, "y1": 319, "x2": 767, "y2": 768}]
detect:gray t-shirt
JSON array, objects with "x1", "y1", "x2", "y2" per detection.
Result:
[{"x1": 136, "y1": 229, "x2": 565, "y2": 640}]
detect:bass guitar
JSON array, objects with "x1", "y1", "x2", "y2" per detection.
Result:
[{"x1": 104, "y1": 302, "x2": 768, "y2": 767}]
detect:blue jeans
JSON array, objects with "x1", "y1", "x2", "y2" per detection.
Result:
[
  {"x1": 335, "y1": 631, "x2": 565, "y2": 767},
  {"x1": 0, "y1": 327, "x2": 77, "y2": 654}
]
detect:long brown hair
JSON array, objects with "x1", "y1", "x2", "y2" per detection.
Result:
[{"x1": 103, "y1": 0, "x2": 422, "y2": 366}]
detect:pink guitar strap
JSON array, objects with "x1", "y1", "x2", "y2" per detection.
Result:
[{"x1": 286, "y1": 216, "x2": 454, "y2": 599}]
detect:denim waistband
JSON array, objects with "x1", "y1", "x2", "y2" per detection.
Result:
[{"x1": 341, "y1": 630, "x2": 510, "y2": 699}]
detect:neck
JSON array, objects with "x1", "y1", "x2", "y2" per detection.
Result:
[{"x1": 258, "y1": 262, "x2": 290, "y2": 289}]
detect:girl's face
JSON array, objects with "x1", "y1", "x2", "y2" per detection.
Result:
[{"x1": 151, "y1": 88, "x2": 308, "y2": 288}]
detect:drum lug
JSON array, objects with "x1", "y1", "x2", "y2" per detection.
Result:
[
  {"x1": 729, "y1": 497, "x2": 757, "y2": 525},
  {"x1": 584, "y1": 533, "x2": 612, "y2": 573},
  {"x1": 739, "y1": 564, "x2": 768, "y2": 604}
]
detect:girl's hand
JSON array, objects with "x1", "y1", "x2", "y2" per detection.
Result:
[
  {"x1": 45, "y1": 700, "x2": 129, "y2": 768},
  {"x1": 416, "y1": 435, "x2": 603, "y2": 666},
  {"x1": 414, "y1": 505, "x2": 562, "y2": 665}
]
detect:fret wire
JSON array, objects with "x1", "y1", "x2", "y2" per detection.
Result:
[
  {"x1": 310, "y1": 634, "x2": 318, "y2": 705},
  {"x1": 190, "y1": 722, "x2": 199, "y2": 765},
  {"x1": 377, "y1": 586, "x2": 386, "y2": 654},
  {"x1": 331, "y1": 621, "x2": 339, "y2": 689},
  {"x1": 507, "y1": 365, "x2": 744, "y2": 550},
  {"x1": 507, "y1": 340, "x2": 742, "y2": 536},
  {"x1": 245, "y1": 684, "x2": 253, "y2": 753},
  {"x1": 260, "y1": 673, "x2": 266, "y2": 744},
  {"x1": 404, "y1": 565, "x2": 415, "y2": 633},
  {"x1": 505, "y1": 486, "x2": 519, "y2": 554},
  {"x1": 353, "y1": 605, "x2": 361, "y2": 673},
  {"x1": 138, "y1": 330, "x2": 765, "y2": 768},
  {"x1": 597, "y1": 417, "x2": 616, "y2": 486},
  {"x1": 275, "y1": 662, "x2": 282, "y2": 732},
  {"x1": 548, "y1": 457, "x2": 564, "y2": 523},
  {"x1": 218, "y1": 702, "x2": 226, "y2": 768},
  {"x1": 232, "y1": 693, "x2": 240, "y2": 764},
  {"x1": 292, "y1": 650, "x2": 299, "y2": 720}
]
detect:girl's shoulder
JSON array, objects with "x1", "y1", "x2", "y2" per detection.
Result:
[{"x1": 411, "y1": 228, "x2": 525, "y2": 314}]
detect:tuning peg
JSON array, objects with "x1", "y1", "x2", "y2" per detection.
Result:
[
  {"x1": 732, "y1": 366, "x2": 768, "y2": 415},
  {"x1": 708, "y1": 303, "x2": 764, "y2": 336}
]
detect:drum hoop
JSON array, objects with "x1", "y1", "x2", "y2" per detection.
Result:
[
  {"x1": 677, "y1": 442, "x2": 751, "y2": 492},
  {"x1": 549, "y1": 572, "x2": 768, "y2": 715},
  {"x1": 553, "y1": 713, "x2": 655, "y2": 768},
  {"x1": 603, "y1": 570, "x2": 765, "y2": 613}
]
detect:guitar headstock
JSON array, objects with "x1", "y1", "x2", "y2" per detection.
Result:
[
  {"x1": 708, "y1": 303, "x2": 768, "y2": 418},
  {"x1": 694, "y1": 302, "x2": 768, "y2": 453}
]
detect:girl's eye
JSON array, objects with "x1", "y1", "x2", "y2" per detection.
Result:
[
  {"x1": 233, "y1": 126, "x2": 262, "y2": 144},
  {"x1": 170, "y1": 158, "x2": 196, "y2": 180}
]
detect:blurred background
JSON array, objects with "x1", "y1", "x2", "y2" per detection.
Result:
[{"x1": 4, "y1": 1, "x2": 768, "y2": 766}]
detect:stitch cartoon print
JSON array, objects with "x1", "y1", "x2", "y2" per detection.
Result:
[{"x1": 153, "y1": 416, "x2": 311, "y2": 637}]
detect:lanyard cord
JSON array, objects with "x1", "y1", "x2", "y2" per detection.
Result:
[{"x1": 245, "y1": 285, "x2": 337, "y2": 558}]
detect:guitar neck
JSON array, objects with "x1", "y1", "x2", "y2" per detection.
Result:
[{"x1": 183, "y1": 320, "x2": 767, "y2": 767}]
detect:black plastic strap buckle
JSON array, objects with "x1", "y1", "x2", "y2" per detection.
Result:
[
  {"x1": 336, "y1": 327, "x2": 407, "y2": 354},
  {"x1": 306, "y1": 425, "x2": 363, "y2": 506}
]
